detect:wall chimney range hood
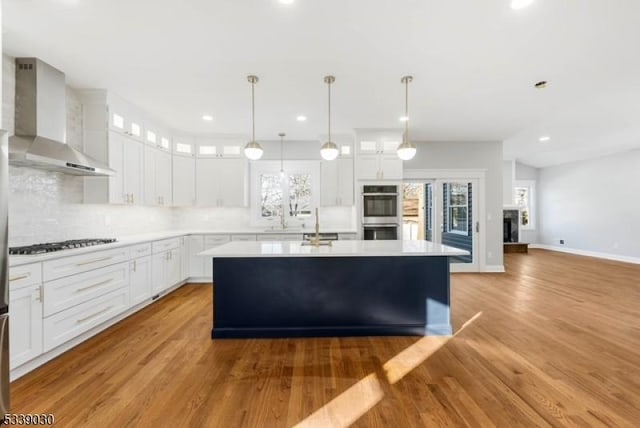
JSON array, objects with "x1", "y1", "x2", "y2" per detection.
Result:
[{"x1": 8, "y1": 58, "x2": 114, "y2": 176}]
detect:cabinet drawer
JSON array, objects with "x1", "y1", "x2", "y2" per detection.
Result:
[
  {"x1": 152, "y1": 238, "x2": 180, "y2": 254},
  {"x1": 44, "y1": 262, "x2": 130, "y2": 317},
  {"x1": 43, "y1": 247, "x2": 131, "y2": 281},
  {"x1": 129, "y1": 243, "x2": 152, "y2": 258},
  {"x1": 257, "y1": 234, "x2": 302, "y2": 241},
  {"x1": 8, "y1": 263, "x2": 42, "y2": 291},
  {"x1": 204, "y1": 235, "x2": 231, "y2": 248},
  {"x1": 231, "y1": 234, "x2": 257, "y2": 242},
  {"x1": 43, "y1": 287, "x2": 130, "y2": 352}
]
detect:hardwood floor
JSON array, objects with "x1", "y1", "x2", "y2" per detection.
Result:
[{"x1": 11, "y1": 249, "x2": 640, "y2": 427}]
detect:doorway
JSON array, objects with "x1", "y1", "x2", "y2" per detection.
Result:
[{"x1": 403, "y1": 179, "x2": 480, "y2": 272}]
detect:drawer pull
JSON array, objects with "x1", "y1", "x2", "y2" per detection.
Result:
[
  {"x1": 76, "y1": 278, "x2": 114, "y2": 292},
  {"x1": 76, "y1": 306, "x2": 113, "y2": 324},
  {"x1": 9, "y1": 274, "x2": 30, "y2": 282},
  {"x1": 76, "y1": 256, "x2": 114, "y2": 266}
]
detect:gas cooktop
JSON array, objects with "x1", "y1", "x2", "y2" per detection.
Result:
[{"x1": 9, "y1": 239, "x2": 117, "y2": 255}]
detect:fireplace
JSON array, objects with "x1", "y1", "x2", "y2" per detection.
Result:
[{"x1": 503, "y1": 209, "x2": 519, "y2": 243}]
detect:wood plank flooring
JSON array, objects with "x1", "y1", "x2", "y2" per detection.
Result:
[{"x1": 11, "y1": 249, "x2": 640, "y2": 427}]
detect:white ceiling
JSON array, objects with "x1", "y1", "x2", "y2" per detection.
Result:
[{"x1": 4, "y1": 0, "x2": 640, "y2": 167}]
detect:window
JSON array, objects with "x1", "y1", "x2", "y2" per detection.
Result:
[
  {"x1": 514, "y1": 180, "x2": 536, "y2": 230},
  {"x1": 446, "y1": 183, "x2": 468, "y2": 235},
  {"x1": 175, "y1": 143, "x2": 192, "y2": 154},
  {"x1": 251, "y1": 161, "x2": 320, "y2": 225}
]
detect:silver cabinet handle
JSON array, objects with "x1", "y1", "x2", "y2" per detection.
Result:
[
  {"x1": 76, "y1": 256, "x2": 113, "y2": 266},
  {"x1": 35, "y1": 285, "x2": 44, "y2": 303},
  {"x1": 76, "y1": 306, "x2": 113, "y2": 324},
  {"x1": 132, "y1": 260, "x2": 137, "y2": 272},
  {"x1": 9, "y1": 274, "x2": 30, "y2": 282},
  {"x1": 76, "y1": 278, "x2": 113, "y2": 292}
]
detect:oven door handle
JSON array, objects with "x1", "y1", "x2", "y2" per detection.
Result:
[{"x1": 362, "y1": 193, "x2": 399, "y2": 196}]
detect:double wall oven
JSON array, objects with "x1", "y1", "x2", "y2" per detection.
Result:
[{"x1": 362, "y1": 185, "x2": 399, "y2": 240}]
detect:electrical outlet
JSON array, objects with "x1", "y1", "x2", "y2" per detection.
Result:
[{"x1": 559, "y1": 239, "x2": 565, "y2": 245}]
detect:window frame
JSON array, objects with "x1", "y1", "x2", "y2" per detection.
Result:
[
  {"x1": 446, "y1": 183, "x2": 469, "y2": 236},
  {"x1": 514, "y1": 180, "x2": 536, "y2": 230},
  {"x1": 250, "y1": 161, "x2": 321, "y2": 227}
]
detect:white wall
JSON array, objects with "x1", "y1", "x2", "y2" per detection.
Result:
[
  {"x1": 503, "y1": 160, "x2": 514, "y2": 206},
  {"x1": 3, "y1": 55, "x2": 174, "y2": 246},
  {"x1": 404, "y1": 140, "x2": 504, "y2": 269},
  {"x1": 538, "y1": 149, "x2": 640, "y2": 260}
]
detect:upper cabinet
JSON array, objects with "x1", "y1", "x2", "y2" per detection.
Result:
[
  {"x1": 355, "y1": 131, "x2": 403, "y2": 181},
  {"x1": 195, "y1": 137, "x2": 243, "y2": 159},
  {"x1": 144, "y1": 145, "x2": 172, "y2": 207},
  {"x1": 173, "y1": 135, "x2": 196, "y2": 207},
  {"x1": 319, "y1": 134, "x2": 355, "y2": 206},
  {"x1": 196, "y1": 158, "x2": 247, "y2": 207}
]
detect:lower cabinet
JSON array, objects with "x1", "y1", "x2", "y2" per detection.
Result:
[
  {"x1": 43, "y1": 287, "x2": 130, "y2": 352},
  {"x1": 187, "y1": 235, "x2": 205, "y2": 279},
  {"x1": 130, "y1": 255, "x2": 152, "y2": 307},
  {"x1": 9, "y1": 285, "x2": 43, "y2": 368},
  {"x1": 151, "y1": 248, "x2": 182, "y2": 295}
]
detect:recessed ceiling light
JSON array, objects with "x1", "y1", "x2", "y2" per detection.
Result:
[
  {"x1": 511, "y1": 0, "x2": 534, "y2": 10},
  {"x1": 399, "y1": 116, "x2": 409, "y2": 122},
  {"x1": 202, "y1": 114, "x2": 213, "y2": 121},
  {"x1": 296, "y1": 115, "x2": 307, "y2": 122},
  {"x1": 534, "y1": 80, "x2": 548, "y2": 89},
  {"x1": 539, "y1": 136, "x2": 551, "y2": 142},
  {"x1": 279, "y1": 0, "x2": 295, "y2": 4}
]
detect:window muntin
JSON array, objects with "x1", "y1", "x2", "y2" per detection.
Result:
[{"x1": 447, "y1": 183, "x2": 469, "y2": 235}]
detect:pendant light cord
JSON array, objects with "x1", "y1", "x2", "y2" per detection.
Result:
[
  {"x1": 328, "y1": 79, "x2": 332, "y2": 142},
  {"x1": 404, "y1": 77, "x2": 410, "y2": 143},
  {"x1": 251, "y1": 80, "x2": 256, "y2": 142}
]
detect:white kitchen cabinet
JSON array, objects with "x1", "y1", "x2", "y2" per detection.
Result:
[
  {"x1": 357, "y1": 154, "x2": 403, "y2": 180},
  {"x1": 42, "y1": 247, "x2": 131, "y2": 282},
  {"x1": 123, "y1": 137, "x2": 144, "y2": 204},
  {"x1": 357, "y1": 140, "x2": 400, "y2": 155},
  {"x1": 180, "y1": 237, "x2": 189, "y2": 281},
  {"x1": 187, "y1": 235, "x2": 205, "y2": 278},
  {"x1": 130, "y1": 255, "x2": 152, "y2": 307},
  {"x1": 152, "y1": 248, "x2": 182, "y2": 295},
  {"x1": 9, "y1": 285, "x2": 43, "y2": 368},
  {"x1": 196, "y1": 158, "x2": 246, "y2": 207},
  {"x1": 203, "y1": 235, "x2": 231, "y2": 278},
  {"x1": 144, "y1": 145, "x2": 172, "y2": 206},
  {"x1": 195, "y1": 138, "x2": 243, "y2": 158},
  {"x1": 173, "y1": 155, "x2": 196, "y2": 206},
  {"x1": 321, "y1": 158, "x2": 354, "y2": 206}
]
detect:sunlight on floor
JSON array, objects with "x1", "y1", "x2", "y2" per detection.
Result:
[
  {"x1": 294, "y1": 312, "x2": 483, "y2": 427},
  {"x1": 293, "y1": 373, "x2": 384, "y2": 428},
  {"x1": 384, "y1": 312, "x2": 482, "y2": 384}
]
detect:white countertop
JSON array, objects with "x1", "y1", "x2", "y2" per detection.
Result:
[
  {"x1": 8, "y1": 228, "x2": 358, "y2": 267},
  {"x1": 199, "y1": 240, "x2": 469, "y2": 258}
]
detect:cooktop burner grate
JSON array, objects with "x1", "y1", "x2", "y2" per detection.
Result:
[{"x1": 9, "y1": 238, "x2": 117, "y2": 255}]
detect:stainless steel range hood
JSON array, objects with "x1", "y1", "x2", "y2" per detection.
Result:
[{"x1": 8, "y1": 58, "x2": 114, "y2": 176}]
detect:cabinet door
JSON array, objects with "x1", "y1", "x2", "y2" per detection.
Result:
[
  {"x1": 173, "y1": 156, "x2": 196, "y2": 206},
  {"x1": 380, "y1": 156, "x2": 403, "y2": 180},
  {"x1": 320, "y1": 160, "x2": 338, "y2": 206},
  {"x1": 123, "y1": 138, "x2": 144, "y2": 204},
  {"x1": 215, "y1": 158, "x2": 245, "y2": 207},
  {"x1": 166, "y1": 249, "x2": 182, "y2": 289},
  {"x1": 108, "y1": 131, "x2": 125, "y2": 204},
  {"x1": 357, "y1": 155, "x2": 380, "y2": 180},
  {"x1": 10, "y1": 285, "x2": 43, "y2": 368},
  {"x1": 130, "y1": 256, "x2": 152, "y2": 307},
  {"x1": 180, "y1": 237, "x2": 189, "y2": 281},
  {"x1": 144, "y1": 146, "x2": 157, "y2": 206},
  {"x1": 337, "y1": 158, "x2": 354, "y2": 205},
  {"x1": 151, "y1": 252, "x2": 167, "y2": 295},
  {"x1": 187, "y1": 235, "x2": 204, "y2": 278},
  {"x1": 156, "y1": 151, "x2": 172, "y2": 206},
  {"x1": 195, "y1": 158, "x2": 218, "y2": 206}
]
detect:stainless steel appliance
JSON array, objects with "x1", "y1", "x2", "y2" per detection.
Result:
[
  {"x1": 1, "y1": 130, "x2": 10, "y2": 416},
  {"x1": 362, "y1": 185, "x2": 399, "y2": 240},
  {"x1": 9, "y1": 239, "x2": 117, "y2": 255},
  {"x1": 8, "y1": 58, "x2": 114, "y2": 177}
]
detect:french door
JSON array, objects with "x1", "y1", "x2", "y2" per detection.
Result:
[{"x1": 403, "y1": 179, "x2": 479, "y2": 272}]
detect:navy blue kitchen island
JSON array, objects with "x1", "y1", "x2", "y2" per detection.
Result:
[{"x1": 200, "y1": 240, "x2": 468, "y2": 339}]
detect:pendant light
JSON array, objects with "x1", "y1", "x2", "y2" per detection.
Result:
[
  {"x1": 397, "y1": 75, "x2": 417, "y2": 161},
  {"x1": 279, "y1": 132, "x2": 286, "y2": 179},
  {"x1": 320, "y1": 75, "x2": 339, "y2": 161},
  {"x1": 244, "y1": 75, "x2": 264, "y2": 160}
]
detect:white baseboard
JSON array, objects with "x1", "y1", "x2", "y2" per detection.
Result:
[
  {"x1": 483, "y1": 265, "x2": 505, "y2": 273},
  {"x1": 529, "y1": 244, "x2": 640, "y2": 265}
]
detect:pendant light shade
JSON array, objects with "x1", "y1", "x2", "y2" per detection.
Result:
[
  {"x1": 321, "y1": 75, "x2": 340, "y2": 161},
  {"x1": 397, "y1": 75, "x2": 417, "y2": 161},
  {"x1": 244, "y1": 75, "x2": 264, "y2": 160}
]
